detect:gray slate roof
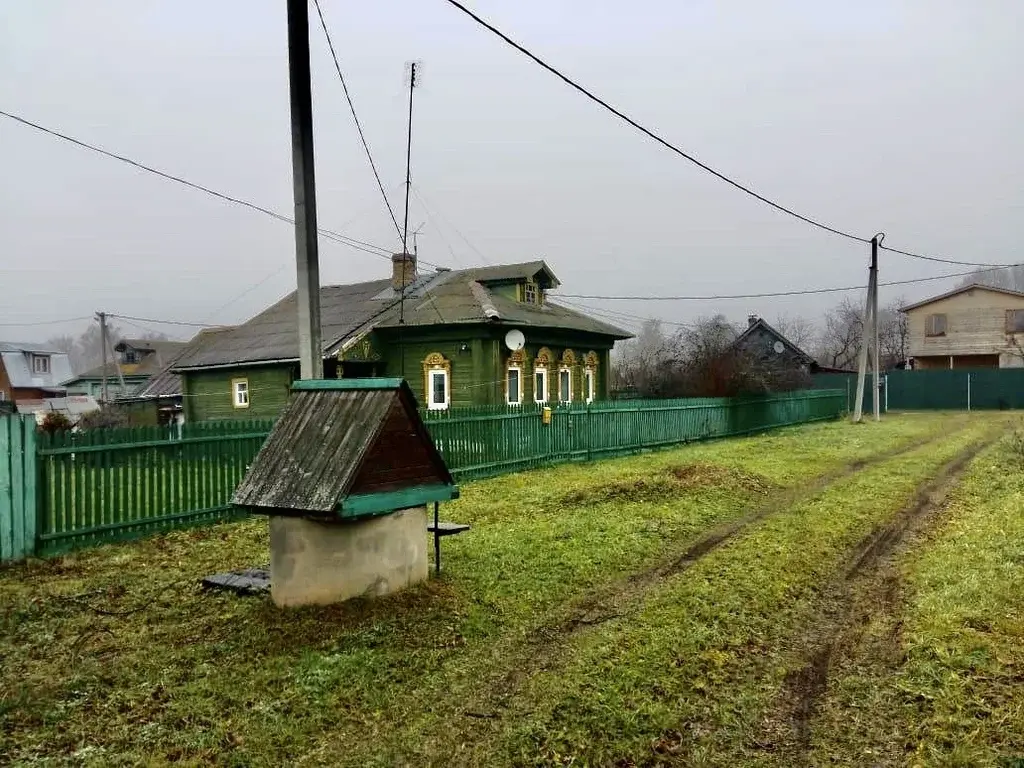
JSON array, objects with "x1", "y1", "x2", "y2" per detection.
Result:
[
  {"x1": 132, "y1": 328, "x2": 237, "y2": 399},
  {"x1": 173, "y1": 261, "x2": 630, "y2": 371},
  {"x1": 0, "y1": 342, "x2": 74, "y2": 391}
]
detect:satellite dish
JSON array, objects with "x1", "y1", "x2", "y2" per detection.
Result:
[
  {"x1": 773, "y1": 341, "x2": 785, "y2": 354},
  {"x1": 504, "y1": 329, "x2": 526, "y2": 351}
]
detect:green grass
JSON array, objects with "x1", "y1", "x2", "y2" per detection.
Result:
[
  {"x1": 0, "y1": 413, "x2": 998, "y2": 766},
  {"x1": 807, "y1": 426, "x2": 1024, "y2": 768}
]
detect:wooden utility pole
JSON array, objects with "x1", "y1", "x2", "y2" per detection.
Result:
[
  {"x1": 287, "y1": 0, "x2": 322, "y2": 380},
  {"x1": 97, "y1": 311, "x2": 108, "y2": 404},
  {"x1": 852, "y1": 236, "x2": 879, "y2": 423}
]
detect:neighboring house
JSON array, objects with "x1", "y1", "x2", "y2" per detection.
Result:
[
  {"x1": 63, "y1": 339, "x2": 187, "y2": 401},
  {"x1": 171, "y1": 255, "x2": 632, "y2": 422},
  {"x1": 119, "y1": 328, "x2": 234, "y2": 426},
  {"x1": 734, "y1": 315, "x2": 817, "y2": 373},
  {"x1": 901, "y1": 283, "x2": 1024, "y2": 369},
  {"x1": 0, "y1": 342, "x2": 73, "y2": 404},
  {"x1": 17, "y1": 395, "x2": 100, "y2": 426}
]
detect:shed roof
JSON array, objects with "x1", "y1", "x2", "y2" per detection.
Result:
[
  {"x1": 899, "y1": 283, "x2": 1024, "y2": 312},
  {"x1": 173, "y1": 261, "x2": 630, "y2": 371},
  {"x1": 232, "y1": 378, "x2": 454, "y2": 514}
]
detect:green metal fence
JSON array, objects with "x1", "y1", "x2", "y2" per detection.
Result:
[
  {"x1": 424, "y1": 389, "x2": 846, "y2": 481},
  {"x1": 813, "y1": 369, "x2": 1024, "y2": 411},
  {"x1": 35, "y1": 420, "x2": 274, "y2": 556},
  {"x1": 1, "y1": 390, "x2": 844, "y2": 561}
]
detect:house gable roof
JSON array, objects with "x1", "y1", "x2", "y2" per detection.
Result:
[
  {"x1": 0, "y1": 343, "x2": 73, "y2": 391},
  {"x1": 899, "y1": 283, "x2": 1024, "y2": 313},
  {"x1": 65, "y1": 340, "x2": 188, "y2": 384},
  {"x1": 129, "y1": 328, "x2": 235, "y2": 399},
  {"x1": 173, "y1": 261, "x2": 630, "y2": 371},
  {"x1": 733, "y1": 317, "x2": 815, "y2": 365}
]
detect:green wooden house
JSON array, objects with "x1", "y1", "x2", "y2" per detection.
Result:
[{"x1": 172, "y1": 256, "x2": 631, "y2": 422}]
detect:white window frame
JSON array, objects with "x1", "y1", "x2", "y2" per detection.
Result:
[
  {"x1": 523, "y1": 281, "x2": 538, "y2": 304},
  {"x1": 232, "y1": 378, "x2": 250, "y2": 409},
  {"x1": 506, "y1": 365, "x2": 522, "y2": 406},
  {"x1": 31, "y1": 354, "x2": 50, "y2": 374},
  {"x1": 584, "y1": 368, "x2": 595, "y2": 404},
  {"x1": 428, "y1": 369, "x2": 450, "y2": 410},
  {"x1": 558, "y1": 367, "x2": 572, "y2": 403},
  {"x1": 534, "y1": 367, "x2": 548, "y2": 404}
]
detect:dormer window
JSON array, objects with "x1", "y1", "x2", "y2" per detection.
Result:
[
  {"x1": 121, "y1": 349, "x2": 141, "y2": 364},
  {"x1": 31, "y1": 354, "x2": 50, "y2": 374},
  {"x1": 523, "y1": 280, "x2": 538, "y2": 304}
]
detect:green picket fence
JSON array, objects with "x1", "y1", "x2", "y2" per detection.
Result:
[
  {"x1": 1, "y1": 390, "x2": 844, "y2": 562},
  {"x1": 35, "y1": 420, "x2": 274, "y2": 556},
  {"x1": 1, "y1": 416, "x2": 37, "y2": 562},
  {"x1": 424, "y1": 389, "x2": 846, "y2": 481}
]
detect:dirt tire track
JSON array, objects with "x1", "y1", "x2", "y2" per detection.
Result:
[
  {"x1": 752, "y1": 430, "x2": 1001, "y2": 765},
  {"x1": 450, "y1": 421, "x2": 973, "y2": 725}
]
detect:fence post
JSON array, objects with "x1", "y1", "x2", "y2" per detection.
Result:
[{"x1": 967, "y1": 373, "x2": 971, "y2": 412}]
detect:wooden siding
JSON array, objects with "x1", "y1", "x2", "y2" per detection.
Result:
[
  {"x1": 184, "y1": 365, "x2": 294, "y2": 422},
  {"x1": 906, "y1": 287, "x2": 1024, "y2": 366},
  {"x1": 349, "y1": 397, "x2": 450, "y2": 495}
]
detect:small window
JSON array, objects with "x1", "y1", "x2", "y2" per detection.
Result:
[
  {"x1": 534, "y1": 368, "x2": 548, "y2": 404},
  {"x1": 428, "y1": 369, "x2": 449, "y2": 410},
  {"x1": 558, "y1": 368, "x2": 572, "y2": 403},
  {"x1": 523, "y1": 281, "x2": 538, "y2": 304},
  {"x1": 506, "y1": 366, "x2": 522, "y2": 405},
  {"x1": 1007, "y1": 309, "x2": 1024, "y2": 333},
  {"x1": 925, "y1": 314, "x2": 947, "y2": 337},
  {"x1": 584, "y1": 369, "x2": 595, "y2": 404},
  {"x1": 121, "y1": 349, "x2": 141, "y2": 364},
  {"x1": 31, "y1": 355, "x2": 50, "y2": 374},
  {"x1": 232, "y1": 378, "x2": 250, "y2": 408}
]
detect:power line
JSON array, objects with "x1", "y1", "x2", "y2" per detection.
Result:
[
  {"x1": 439, "y1": 3, "x2": 1024, "y2": 271},
  {"x1": 879, "y1": 243, "x2": 1018, "y2": 268},
  {"x1": 312, "y1": 0, "x2": 402, "y2": 241},
  {"x1": 0, "y1": 108, "x2": 395, "y2": 261},
  {"x1": 106, "y1": 314, "x2": 212, "y2": 329},
  {"x1": 0, "y1": 315, "x2": 92, "y2": 328},
  {"x1": 554, "y1": 263, "x2": 1023, "y2": 302},
  {"x1": 412, "y1": 185, "x2": 492, "y2": 265},
  {"x1": 439, "y1": 0, "x2": 870, "y2": 245}
]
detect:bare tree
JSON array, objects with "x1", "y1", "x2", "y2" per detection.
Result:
[
  {"x1": 815, "y1": 297, "x2": 864, "y2": 371},
  {"x1": 772, "y1": 313, "x2": 817, "y2": 350},
  {"x1": 611, "y1": 319, "x2": 671, "y2": 395},
  {"x1": 957, "y1": 265, "x2": 1024, "y2": 293},
  {"x1": 878, "y1": 297, "x2": 910, "y2": 369}
]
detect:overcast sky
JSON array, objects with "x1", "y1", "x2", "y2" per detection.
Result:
[{"x1": 2, "y1": 0, "x2": 1022, "y2": 342}]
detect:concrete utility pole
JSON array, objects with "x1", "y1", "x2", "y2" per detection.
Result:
[
  {"x1": 852, "y1": 236, "x2": 879, "y2": 422},
  {"x1": 97, "y1": 311, "x2": 108, "y2": 404},
  {"x1": 287, "y1": 0, "x2": 322, "y2": 380},
  {"x1": 871, "y1": 237, "x2": 881, "y2": 422}
]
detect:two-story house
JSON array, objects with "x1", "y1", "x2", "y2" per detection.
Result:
[
  {"x1": 901, "y1": 283, "x2": 1024, "y2": 369},
  {"x1": 0, "y1": 342, "x2": 73, "y2": 404}
]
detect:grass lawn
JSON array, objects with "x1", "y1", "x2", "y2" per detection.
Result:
[{"x1": 0, "y1": 412, "x2": 1015, "y2": 766}]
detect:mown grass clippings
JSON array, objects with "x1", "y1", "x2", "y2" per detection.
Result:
[{"x1": 0, "y1": 413, "x2": 984, "y2": 766}]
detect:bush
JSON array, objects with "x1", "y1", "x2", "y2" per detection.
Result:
[
  {"x1": 39, "y1": 411, "x2": 73, "y2": 434},
  {"x1": 77, "y1": 407, "x2": 130, "y2": 430}
]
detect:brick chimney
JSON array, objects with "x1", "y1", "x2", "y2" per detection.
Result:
[
  {"x1": 747, "y1": 314, "x2": 758, "y2": 327},
  {"x1": 391, "y1": 252, "x2": 417, "y2": 291}
]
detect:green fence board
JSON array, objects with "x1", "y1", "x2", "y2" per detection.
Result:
[{"x1": 1, "y1": 416, "x2": 36, "y2": 561}]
